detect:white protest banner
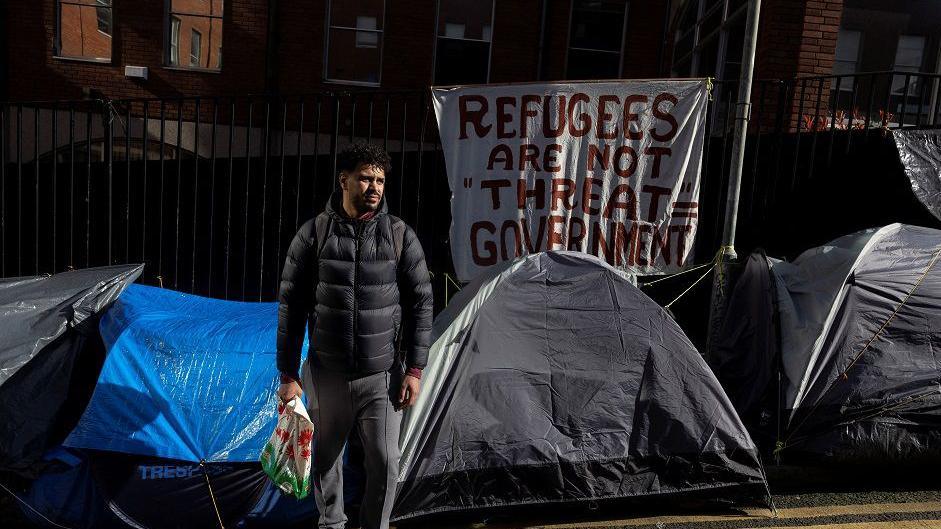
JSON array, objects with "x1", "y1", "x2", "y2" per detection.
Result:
[{"x1": 432, "y1": 79, "x2": 709, "y2": 282}]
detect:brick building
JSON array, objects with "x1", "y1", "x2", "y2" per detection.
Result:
[
  {"x1": 1, "y1": 0, "x2": 935, "y2": 105},
  {"x1": 1, "y1": 0, "x2": 940, "y2": 164},
  {"x1": 2, "y1": 1, "x2": 940, "y2": 106}
]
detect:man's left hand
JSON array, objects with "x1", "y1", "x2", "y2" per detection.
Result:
[{"x1": 398, "y1": 375, "x2": 420, "y2": 409}]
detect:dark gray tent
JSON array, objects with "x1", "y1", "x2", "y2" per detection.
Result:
[
  {"x1": 714, "y1": 224, "x2": 941, "y2": 462},
  {"x1": 709, "y1": 251, "x2": 780, "y2": 442},
  {"x1": 393, "y1": 252, "x2": 769, "y2": 521},
  {"x1": 0, "y1": 265, "x2": 142, "y2": 477}
]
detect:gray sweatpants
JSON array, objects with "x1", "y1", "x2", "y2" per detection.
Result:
[{"x1": 301, "y1": 359, "x2": 402, "y2": 529}]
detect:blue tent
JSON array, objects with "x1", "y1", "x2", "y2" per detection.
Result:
[
  {"x1": 26, "y1": 285, "x2": 360, "y2": 529},
  {"x1": 65, "y1": 284, "x2": 304, "y2": 462}
]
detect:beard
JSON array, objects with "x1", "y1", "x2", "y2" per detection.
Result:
[{"x1": 355, "y1": 192, "x2": 381, "y2": 212}]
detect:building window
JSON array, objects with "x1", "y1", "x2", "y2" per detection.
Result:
[
  {"x1": 325, "y1": 0, "x2": 385, "y2": 85},
  {"x1": 891, "y1": 35, "x2": 926, "y2": 94},
  {"x1": 566, "y1": 0, "x2": 628, "y2": 80},
  {"x1": 95, "y1": 0, "x2": 112, "y2": 34},
  {"x1": 355, "y1": 16, "x2": 379, "y2": 48},
  {"x1": 670, "y1": 0, "x2": 748, "y2": 80},
  {"x1": 833, "y1": 29, "x2": 861, "y2": 91},
  {"x1": 167, "y1": 0, "x2": 223, "y2": 70},
  {"x1": 191, "y1": 29, "x2": 202, "y2": 66},
  {"x1": 433, "y1": 0, "x2": 494, "y2": 85},
  {"x1": 170, "y1": 17, "x2": 181, "y2": 65},
  {"x1": 56, "y1": 0, "x2": 113, "y2": 62}
]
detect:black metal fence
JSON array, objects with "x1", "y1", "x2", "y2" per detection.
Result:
[
  {"x1": 2, "y1": 72, "x2": 940, "y2": 311},
  {"x1": 0, "y1": 92, "x2": 456, "y2": 303},
  {"x1": 699, "y1": 71, "x2": 941, "y2": 264}
]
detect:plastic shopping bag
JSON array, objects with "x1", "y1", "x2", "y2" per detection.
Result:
[{"x1": 260, "y1": 397, "x2": 314, "y2": 499}]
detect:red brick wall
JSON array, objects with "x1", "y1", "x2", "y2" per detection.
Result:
[
  {"x1": 58, "y1": 2, "x2": 112, "y2": 60},
  {"x1": 538, "y1": 0, "x2": 667, "y2": 81},
  {"x1": 540, "y1": 0, "x2": 570, "y2": 81},
  {"x1": 489, "y1": 0, "x2": 542, "y2": 83},
  {"x1": 276, "y1": 0, "x2": 325, "y2": 94},
  {"x1": 623, "y1": 1, "x2": 670, "y2": 78},
  {"x1": 755, "y1": 0, "x2": 842, "y2": 80},
  {"x1": 6, "y1": 0, "x2": 669, "y2": 102},
  {"x1": 380, "y1": 0, "x2": 435, "y2": 88},
  {"x1": 6, "y1": 0, "x2": 268, "y2": 101},
  {"x1": 753, "y1": 0, "x2": 843, "y2": 130}
]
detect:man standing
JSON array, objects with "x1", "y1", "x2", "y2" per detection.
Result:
[{"x1": 276, "y1": 143, "x2": 433, "y2": 529}]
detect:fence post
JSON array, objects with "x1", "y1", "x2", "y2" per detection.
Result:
[{"x1": 102, "y1": 98, "x2": 114, "y2": 265}]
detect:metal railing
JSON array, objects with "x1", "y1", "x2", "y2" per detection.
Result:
[
  {"x1": 698, "y1": 71, "x2": 941, "y2": 263},
  {"x1": 2, "y1": 72, "x2": 940, "y2": 307}
]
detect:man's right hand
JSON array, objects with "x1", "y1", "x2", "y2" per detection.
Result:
[{"x1": 278, "y1": 380, "x2": 304, "y2": 403}]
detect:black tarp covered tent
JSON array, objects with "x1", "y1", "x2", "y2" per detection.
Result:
[
  {"x1": 0, "y1": 265, "x2": 142, "y2": 478},
  {"x1": 713, "y1": 224, "x2": 941, "y2": 462},
  {"x1": 709, "y1": 251, "x2": 780, "y2": 440},
  {"x1": 393, "y1": 251, "x2": 769, "y2": 521}
]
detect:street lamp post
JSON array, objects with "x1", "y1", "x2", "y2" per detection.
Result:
[{"x1": 706, "y1": 0, "x2": 762, "y2": 359}]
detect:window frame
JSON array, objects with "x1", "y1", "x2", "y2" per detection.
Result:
[
  {"x1": 833, "y1": 28, "x2": 862, "y2": 92},
  {"x1": 431, "y1": 0, "x2": 496, "y2": 85},
  {"x1": 54, "y1": 0, "x2": 114, "y2": 64},
  {"x1": 892, "y1": 34, "x2": 926, "y2": 72},
  {"x1": 564, "y1": 0, "x2": 630, "y2": 80},
  {"x1": 670, "y1": 0, "x2": 748, "y2": 79},
  {"x1": 355, "y1": 16, "x2": 380, "y2": 49},
  {"x1": 95, "y1": 0, "x2": 112, "y2": 36},
  {"x1": 170, "y1": 16, "x2": 181, "y2": 65},
  {"x1": 190, "y1": 28, "x2": 202, "y2": 66},
  {"x1": 164, "y1": 0, "x2": 224, "y2": 72},
  {"x1": 323, "y1": 0, "x2": 387, "y2": 87},
  {"x1": 891, "y1": 34, "x2": 927, "y2": 95}
]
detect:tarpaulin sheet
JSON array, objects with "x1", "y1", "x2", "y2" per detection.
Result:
[
  {"x1": 0, "y1": 264, "x2": 142, "y2": 476},
  {"x1": 0, "y1": 264, "x2": 142, "y2": 386},
  {"x1": 894, "y1": 129, "x2": 941, "y2": 221},
  {"x1": 65, "y1": 284, "x2": 308, "y2": 462},
  {"x1": 394, "y1": 251, "x2": 767, "y2": 521}
]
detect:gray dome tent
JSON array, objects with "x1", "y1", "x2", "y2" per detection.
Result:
[
  {"x1": 713, "y1": 224, "x2": 941, "y2": 461},
  {"x1": 0, "y1": 265, "x2": 142, "y2": 478},
  {"x1": 393, "y1": 251, "x2": 769, "y2": 521}
]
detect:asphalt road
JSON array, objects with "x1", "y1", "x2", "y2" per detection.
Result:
[{"x1": 2, "y1": 464, "x2": 939, "y2": 528}]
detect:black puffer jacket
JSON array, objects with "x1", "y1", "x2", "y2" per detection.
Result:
[{"x1": 276, "y1": 192, "x2": 433, "y2": 378}]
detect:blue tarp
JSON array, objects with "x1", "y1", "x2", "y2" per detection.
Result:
[{"x1": 65, "y1": 284, "x2": 308, "y2": 462}]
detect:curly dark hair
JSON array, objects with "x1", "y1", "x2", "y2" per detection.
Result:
[{"x1": 336, "y1": 142, "x2": 392, "y2": 176}]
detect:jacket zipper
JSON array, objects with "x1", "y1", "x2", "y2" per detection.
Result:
[{"x1": 352, "y1": 220, "x2": 362, "y2": 372}]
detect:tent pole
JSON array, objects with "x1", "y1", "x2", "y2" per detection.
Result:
[{"x1": 706, "y1": 0, "x2": 762, "y2": 360}]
